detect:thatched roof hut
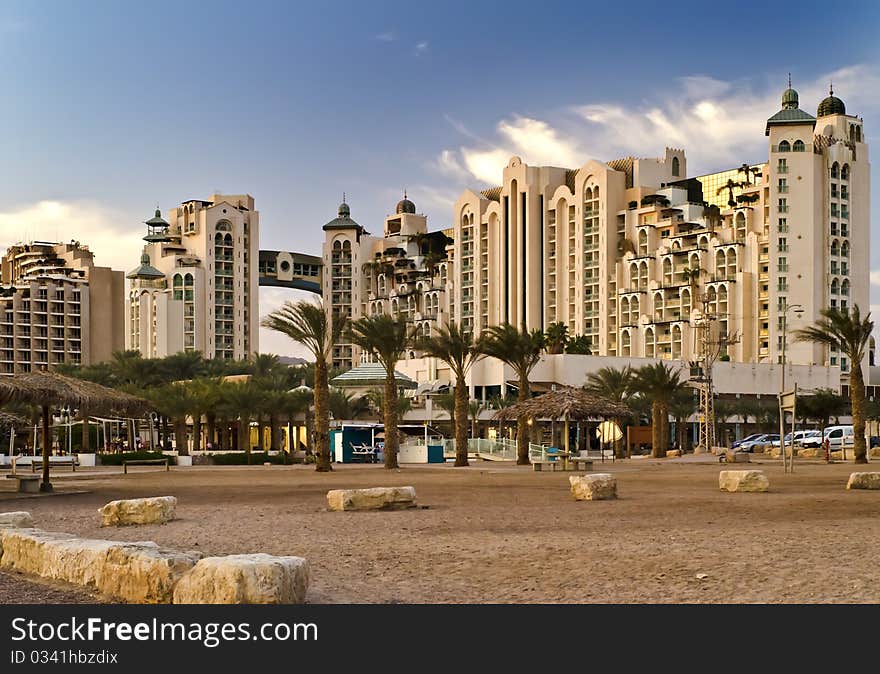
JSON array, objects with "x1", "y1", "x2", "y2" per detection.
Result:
[
  {"x1": 0, "y1": 410, "x2": 30, "y2": 430},
  {"x1": 494, "y1": 386, "x2": 631, "y2": 456},
  {"x1": 494, "y1": 386, "x2": 631, "y2": 422},
  {"x1": 0, "y1": 371, "x2": 150, "y2": 491}
]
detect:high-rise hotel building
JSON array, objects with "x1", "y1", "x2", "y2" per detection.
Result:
[
  {"x1": 449, "y1": 85, "x2": 869, "y2": 371},
  {"x1": 126, "y1": 194, "x2": 259, "y2": 360},
  {"x1": 0, "y1": 241, "x2": 124, "y2": 374}
]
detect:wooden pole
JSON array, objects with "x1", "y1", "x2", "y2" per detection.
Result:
[{"x1": 564, "y1": 414, "x2": 570, "y2": 456}]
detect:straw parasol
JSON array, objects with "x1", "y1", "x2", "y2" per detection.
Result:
[
  {"x1": 0, "y1": 371, "x2": 150, "y2": 492},
  {"x1": 494, "y1": 386, "x2": 632, "y2": 456}
]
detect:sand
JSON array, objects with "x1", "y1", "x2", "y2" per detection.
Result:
[{"x1": 1, "y1": 457, "x2": 878, "y2": 603}]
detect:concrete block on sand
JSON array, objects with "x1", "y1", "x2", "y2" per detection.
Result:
[
  {"x1": 99, "y1": 496, "x2": 177, "y2": 526},
  {"x1": 0, "y1": 511, "x2": 33, "y2": 528},
  {"x1": 326, "y1": 486, "x2": 417, "y2": 511},
  {"x1": 719, "y1": 470, "x2": 769, "y2": 493},
  {"x1": 173, "y1": 554, "x2": 310, "y2": 604},
  {"x1": 846, "y1": 472, "x2": 880, "y2": 490},
  {"x1": 569, "y1": 473, "x2": 617, "y2": 501}
]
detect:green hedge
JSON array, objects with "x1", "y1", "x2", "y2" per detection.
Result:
[
  {"x1": 208, "y1": 452, "x2": 286, "y2": 465},
  {"x1": 97, "y1": 451, "x2": 168, "y2": 466}
]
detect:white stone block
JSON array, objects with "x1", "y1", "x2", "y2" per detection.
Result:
[
  {"x1": 846, "y1": 472, "x2": 880, "y2": 490},
  {"x1": 0, "y1": 511, "x2": 33, "y2": 528},
  {"x1": 99, "y1": 496, "x2": 177, "y2": 526},
  {"x1": 569, "y1": 473, "x2": 617, "y2": 501},
  {"x1": 326, "y1": 486, "x2": 417, "y2": 511},
  {"x1": 173, "y1": 553, "x2": 310, "y2": 604},
  {"x1": 719, "y1": 470, "x2": 769, "y2": 492}
]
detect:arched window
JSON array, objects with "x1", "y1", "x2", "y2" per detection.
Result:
[
  {"x1": 638, "y1": 229, "x2": 648, "y2": 255},
  {"x1": 778, "y1": 140, "x2": 791, "y2": 152},
  {"x1": 726, "y1": 249, "x2": 737, "y2": 272},
  {"x1": 184, "y1": 273, "x2": 194, "y2": 287},
  {"x1": 629, "y1": 262, "x2": 639, "y2": 288},
  {"x1": 831, "y1": 240, "x2": 839, "y2": 257},
  {"x1": 645, "y1": 328, "x2": 656, "y2": 358},
  {"x1": 856, "y1": 126, "x2": 862, "y2": 142},
  {"x1": 672, "y1": 325, "x2": 682, "y2": 359},
  {"x1": 631, "y1": 296, "x2": 640, "y2": 318},
  {"x1": 842, "y1": 279, "x2": 850, "y2": 296},
  {"x1": 639, "y1": 261, "x2": 649, "y2": 289},
  {"x1": 831, "y1": 162, "x2": 840, "y2": 178},
  {"x1": 671, "y1": 156, "x2": 680, "y2": 177},
  {"x1": 621, "y1": 297, "x2": 630, "y2": 324},
  {"x1": 663, "y1": 258, "x2": 673, "y2": 283},
  {"x1": 715, "y1": 250, "x2": 725, "y2": 275},
  {"x1": 593, "y1": 185, "x2": 599, "y2": 199},
  {"x1": 621, "y1": 330, "x2": 631, "y2": 357},
  {"x1": 173, "y1": 274, "x2": 182, "y2": 287},
  {"x1": 841, "y1": 241, "x2": 850, "y2": 258},
  {"x1": 831, "y1": 278, "x2": 839, "y2": 295},
  {"x1": 216, "y1": 221, "x2": 231, "y2": 232},
  {"x1": 841, "y1": 164, "x2": 850, "y2": 180},
  {"x1": 681, "y1": 288, "x2": 691, "y2": 316},
  {"x1": 793, "y1": 140, "x2": 805, "y2": 152},
  {"x1": 172, "y1": 274, "x2": 183, "y2": 301}
]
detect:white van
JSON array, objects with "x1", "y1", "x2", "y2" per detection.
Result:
[{"x1": 823, "y1": 425, "x2": 854, "y2": 450}]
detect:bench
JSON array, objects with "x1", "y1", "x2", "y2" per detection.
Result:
[
  {"x1": 30, "y1": 458, "x2": 77, "y2": 473},
  {"x1": 351, "y1": 445, "x2": 377, "y2": 463},
  {"x1": 123, "y1": 458, "x2": 170, "y2": 474},
  {"x1": 568, "y1": 457, "x2": 594, "y2": 471},
  {"x1": 5, "y1": 474, "x2": 40, "y2": 493},
  {"x1": 532, "y1": 460, "x2": 562, "y2": 472}
]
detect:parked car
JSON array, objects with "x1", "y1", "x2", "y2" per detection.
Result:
[
  {"x1": 738, "y1": 434, "x2": 779, "y2": 452},
  {"x1": 731, "y1": 433, "x2": 764, "y2": 449},
  {"x1": 822, "y1": 425, "x2": 855, "y2": 450},
  {"x1": 770, "y1": 430, "x2": 821, "y2": 447},
  {"x1": 801, "y1": 431, "x2": 824, "y2": 449}
]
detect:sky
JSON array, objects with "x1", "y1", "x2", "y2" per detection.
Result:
[{"x1": 1, "y1": 0, "x2": 880, "y2": 357}]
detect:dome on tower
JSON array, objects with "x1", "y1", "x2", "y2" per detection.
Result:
[
  {"x1": 818, "y1": 86, "x2": 846, "y2": 117},
  {"x1": 126, "y1": 250, "x2": 165, "y2": 280},
  {"x1": 395, "y1": 192, "x2": 416, "y2": 215},
  {"x1": 781, "y1": 87, "x2": 799, "y2": 110},
  {"x1": 337, "y1": 201, "x2": 350, "y2": 218}
]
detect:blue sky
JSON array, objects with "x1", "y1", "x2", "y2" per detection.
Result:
[{"x1": 1, "y1": 0, "x2": 879, "y2": 355}]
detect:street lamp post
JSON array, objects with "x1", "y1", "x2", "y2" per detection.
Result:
[{"x1": 780, "y1": 303, "x2": 804, "y2": 472}]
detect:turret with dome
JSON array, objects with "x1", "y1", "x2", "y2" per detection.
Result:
[
  {"x1": 396, "y1": 191, "x2": 416, "y2": 215},
  {"x1": 817, "y1": 84, "x2": 846, "y2": 117}
]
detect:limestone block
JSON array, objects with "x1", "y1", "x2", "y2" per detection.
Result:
[
  {"x1": 846, "y1": 472, "x2": 880, "y2": 490},
  {"x1": 173, "y1": 554, "x2": 310, "y2": 604},
  {"x1": 719, "y1": 470, "x2": 769, "y2": 493},
  {"x1": 0, "y1": 528, "x2": 114, "y2": 587},
  {"x1": 666, "y1": 450, "x2": 682, "y2": 458},
  {"x1": 725, "y1": 451, "x2": 751, "y2": 463},
  {"x1": 98, "y1": 542, "x2": 202, "y2": 603},
  {"x1": 326, "y1": 486, "x2": 417, "y2": 511},
  {"x1": 569, "y1": 473, "x2": 617, "y2": 501},
  {"x1": 0, "y1": 511, "x2": 33, "y2": 528},
  {"x1": 870, "y1": 447, "x2": 880, "y2": 459},
  {"x1": 797, "y1": 447, "x2": 820, "y2": 458},
  {"x1": 99, "y1": 496, "x2": 177, "y2": 526}
]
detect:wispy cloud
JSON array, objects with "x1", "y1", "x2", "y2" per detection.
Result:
[
  {"x1": 375, "y1": 31, "x2": 396, "y2": 42},
  {"x1": 415, "y1": 41, "x2": 429, "y2": 55},
  {"x1": 0, "y1": 200, "x2": 141, "y2": 274},
  {"x1": 436, "y1": 64, "x2": 880, "y2": 186}
]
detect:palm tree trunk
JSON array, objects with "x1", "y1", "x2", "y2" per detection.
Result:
[
  {"x1": 239, "y1": 417, "x2": 251, "y2": 463},
  {"x1": 192, "y1": 414, "x2": 202, "y2": 453},
  {"x1": 161, "y1": 416, "x2": 170, "y2": 450},
  {"x1": 651, "y1": 403, "x2": 665, "y2": 458},
  {"x1": 314, "y1": 359, "x2": 331, "y2": 471},
  {"x1": 850, "y1": 360, "x2": 868, "y2": 463},
  {"x1": 257, "y1": 417, "x2": 266, "y2": 452},
  {"x1": 40, "y1": 405, "x2": 52, "y2": 492},
  {"x1": 80, "y1": 408, "x2": 89, "y2": 454},
  {"x1": 270, "y1": 412, "x2": 280, "y2": 452},
  {"x1": 454, "y1": 375, "x2": 469, "y2": 467},
  {"x1": 175, "y1": 418, "x2": 189, "y2": 456},
  {"x1": 383, "y1": 371, "x2": 399, "y2": 469},
  {"x1": 206, "y1": 413, "x2": 216, "y2": 450},
  {"x1": 517, "y1": 370, "x2": 530, "y2": 465}
]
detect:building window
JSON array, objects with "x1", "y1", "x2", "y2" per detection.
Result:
[
  {"x1": 793, "y1": 140, "x2": 805, "y2": 152},
  {"x1": 778, "y1": 218, "x2": 788, "y2": 232},
  {"x1": 831, "y1": 162, "x2": 840, "y2": 179},
  {"x1": 778, "y1": 198, "x2": 788, "y2": 213},
  {"x1": 671, "y1": 156, "x2": 680, "y2": 177},
  {"x1": 778, "y1": 257, "x2": 788, "y2": 272},
  {"x1": 777, "y1": 158, "x2": 788, "y2": 173},
  {"x1": 777, "y1": 237, "x2": 788, "y2": 253},
  {"x1": 777, "y1": 277, "x2": 788, "y2": 292},
  {"x1": 841, "y1": 164, "x2": 850, "y2": 180},
  {"x1": 778, "y1": 140, "x2": 791, "y2": 152},
  {"x1": 778, "y1": 178, "x2": 788, "y2": 193},
  {"x1": 831, "y1": 221, "x2": 838, "y2": 236}
]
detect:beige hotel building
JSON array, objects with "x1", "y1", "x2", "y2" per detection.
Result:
[
  {"x1": 449, "y1": 85, "x2": 870, "y2": 373},
  {"x1": 126, "y1": 194, "x2": 259, "y2": 360}
]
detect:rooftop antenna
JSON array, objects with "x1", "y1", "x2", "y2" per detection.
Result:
[
  {"x1": 342, "y1": 191, "x2": 346, "y2": 203},
  {"x1": 788, "y1": 72, "x2": 791, "y2": 88},
  {"x1": 830, "y1": 80, "x2": 834, "y2": 96}
]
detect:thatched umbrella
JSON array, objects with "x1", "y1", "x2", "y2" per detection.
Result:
[
  {"x1": 494, "y1": 386, "x2": 631, "y2": 456},
  {"x1": 0, "y1": 371, "x2": 150, "y2": 492}
]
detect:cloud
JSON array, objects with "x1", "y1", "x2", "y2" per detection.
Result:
[
  {"x1": 0, "y1": 200, "x2": 141, "y2": 274},
  {"x1": 375, "y1": 31, "x2": 396, "y2": 42},
  {"x1": 415, "y1": 41, "x2": 429, "y2": 55},
  {"x1": 437, "y1": 64, "x2": 880, "y2": 185}
]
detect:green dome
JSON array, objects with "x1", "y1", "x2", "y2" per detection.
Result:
[
  {"x1": 818, "y1": 87, "x2": 845, "y2": 117},
  {"x1": 781, "y1": 87, "x2": 799, "y2": 110}
]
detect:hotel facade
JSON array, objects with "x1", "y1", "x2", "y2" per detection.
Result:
[
  {"x1": 321, "y1": 85, "x2": 871, "y2": 403},
  {"x1": 126, "y1": 194, "x2": 259, "y2": 360}
]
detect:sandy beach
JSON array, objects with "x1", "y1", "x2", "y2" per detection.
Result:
[{"x1": 2, "y1": 457, "x2": 878, "y2": 603}]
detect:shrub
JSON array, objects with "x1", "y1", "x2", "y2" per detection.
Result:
[
  {"x1": 97, "y1": 451, "x2": 168, "y2": 466},
  {"x1": 208, "y1": 452, "x2": 285, "y2": 465}
]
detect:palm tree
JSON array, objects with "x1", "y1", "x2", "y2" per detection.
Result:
[
  {"x1": 668, "y1": 387, "x2": 696, "y2": 452},
  {"x1": 585, "y1": 365, "x2": 634, "y2": 457},
  {"x1": 794, "y1": 306, "x2": 874, "y2": 463},
  {"x1": 544, "y1": 322, "x2": 569, "y2": 355},
  {"x1": 716, "y1": 178, "x2": 746, "y2": 208},
  {"x1": 633, "y1": 362, "x2": 687, "y2": 458},
  {"x1": 478, "y1": 323, "x2": 544, "y2": 465},
  {"x1": 680, "y1": 265, "x2": 704, "y2": 290},
  {"x1": 433, "y1": 391, "x2": 457, "y2": 436},
  {"x1": 149, "y1": 383, "x2": 193, "y2": 456},
  {"x1": 348, "y1": 315, "x2": 413, "y2": 469},
  {"x1": 328, "y1": 388, "x2": 369, "y2": 422},
  {"x1": 219, "y1": 381, "x2": 265, "y2": 462},
  {"x1": 800, "y1": 388, "x2": 848, "y2": 430},
  {"x1": 416, "y1": 321, "x2": 483, "y2": 467},
  {"x1": 468, "y1": 400, "x2": 484, "y2": 439},
  {"x1": 565, "y1": 335, "x2": 592, "y2": 355},
  {"x1": 261, "y1": 300, "x2": 346, "y2": 472}
]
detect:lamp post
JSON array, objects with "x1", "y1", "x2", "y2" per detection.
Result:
[{"x1": 779, "y1": 303, "x2": 804, "y2": 472}]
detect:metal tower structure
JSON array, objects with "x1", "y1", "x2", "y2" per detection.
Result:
[{"x1": 690, "y1": 294, "x2": 739, "y2": 452}]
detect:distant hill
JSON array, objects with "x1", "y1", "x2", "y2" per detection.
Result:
[{"x1": 278, "y1": 356, "x2": 309, "y2": 367}]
